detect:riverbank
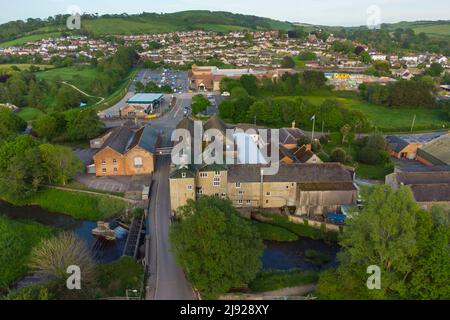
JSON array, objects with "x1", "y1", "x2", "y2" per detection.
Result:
[
  {"x1": 0, "y1": 216, "x2": 55, "y2": 292},
  {"x1": 0, "y1": 188, "x2": 128, "y2": 221}
]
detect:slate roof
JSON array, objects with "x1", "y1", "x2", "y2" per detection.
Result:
[
  {"x1": 393, "y1": 171, "x2": 450, "y2": 202},
  {"x1": 100, "y1": 125, "x2": 159, "y2": 155},
  {"x1": 279, "y1": 128, "x2": 306, "y2": 145},
  {"x1": 227, "y1": 163, "x2": 355, "y2": 187},
  {"x1": 386, "y1": 136, "x2": 410, "y2": 153}
]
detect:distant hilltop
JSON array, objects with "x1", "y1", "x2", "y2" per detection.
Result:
[{"x1": 0, "y1": 10, "x2": 449, "y2": 45}]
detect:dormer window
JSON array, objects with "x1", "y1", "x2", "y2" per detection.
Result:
[{"x1": 182, "y1": 172, "x2": 187, "y2": 178}]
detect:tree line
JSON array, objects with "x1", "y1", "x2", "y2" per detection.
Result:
[
  {"x1": 218, "y1": 72, "x2": 371, "y2": 131},
  {"x1": 360, "y1": 78, "x2": 437, "y2": 108}
]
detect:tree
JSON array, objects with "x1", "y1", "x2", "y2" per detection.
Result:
[
  {"x1": 340, "y1": 124, "x2": 351, "y2": 144},
  {"x1": 281, "y1": 56, "x2": 296, "y2": 69},
  {"x1": 356, "y1": 133, "x2": 389, "y2": 165},
  {"x1": 317, "y1": 186, "x2": 450, "y2": 300},
  {"x1": 0, "y1": 108, "x2": 26, "y2": 140},
  {"x1": 239, "y1": 75, "x2": 258, "y2": 95},
  {"x1": 330, "y1": 148, "x2": 347, "y2": 163},
  {"x1": 39, "y1": 144, "x2": 82, "y2": 186},
  {"x1": 33, "y1": 114, "x2": 59, "y2": 141},
  {"x1": 65, "y1": 109, "x2": 102, "y2": 141},
  {"x1": 425, "y1": 62, "x2": 444, "y2": 77},
  {"x1": 170, "y1": 197, "x2": 264, "y2": 299},
  {"x1": 56, "y1": 86, "x2": 81, "y2": 110},
  {"x1": 29, "y1": 232, "x2": 96, "y2": 292},
  {"x1": 191, "y1": 94, "x2": 210, "y2": 115}
]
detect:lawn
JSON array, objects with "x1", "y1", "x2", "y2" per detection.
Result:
[
  {"x1": 36, "y1": 66, "x2": 100, "y2": 95},
  {"x1": 249, "y1": 269, "x2": 318, "y2": 293},
  {"x1": 299, "y1": 94, "x2": 450, "y2": 132},
  {"x1": 0, "y1": 64, "x2": 54, "y2": 72},
  {"x1": 255, "y1": 213, "x2": 339, "y2": 242},
  {"x1": 255, "y1": 222, "x2": 298, "y2": 242},
  {"x1": 2, "y1": 189, "x2": 128, "y2": 221},
  {"x1": 0, "y1": 216, "x2": 55, "y2": 291},
  {"x1": 17, "y1": 107, "x2": 45, "y2": 122},
  {"x1": 0, "y1": 32, "x2": 62, "y2": 48}
]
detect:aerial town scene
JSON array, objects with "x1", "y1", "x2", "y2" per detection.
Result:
[{"x1": 0, "y1": 0, "x2": 448, "y2": 309}]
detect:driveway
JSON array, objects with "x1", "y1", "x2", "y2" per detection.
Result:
[{"x1": 75, "y1": 174, "x2": 131, "y2": 193}]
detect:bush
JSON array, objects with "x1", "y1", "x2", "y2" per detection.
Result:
[
  {"x1": 249, "y1": 270, "x2": 318, "y2": 293},
  {"x1": 317, "y1": 151, "x2": 330, "y2": 162},
  {"x1": 95, "y1": 256, "x2": 144, "y2": 299},
  {"x1": 330, "y1": 148, "x2": 347, "y2": 163}
]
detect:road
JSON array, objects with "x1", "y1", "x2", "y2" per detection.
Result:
[{"x1": 143, "y1": 95, "x2": 196, "y2": 300}]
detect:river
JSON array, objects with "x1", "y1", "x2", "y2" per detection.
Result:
[
  {"x1": 0, "y1": 200, "x2": 127, "y2": 263},
  {"x1": 262, "y1": 238, "x2": 340, "y2": 271}
]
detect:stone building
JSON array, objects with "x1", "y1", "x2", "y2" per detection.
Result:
[
  {"x1": 170, "y1": 163, "x2": 357, "y2": 217},
  {"x1": 91, "y1": 124, "x2": 160, "y2": 177}
]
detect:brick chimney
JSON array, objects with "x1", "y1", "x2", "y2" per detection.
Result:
[{"x1": 291, "y1": 120, "x2": 296, "y2": 129}]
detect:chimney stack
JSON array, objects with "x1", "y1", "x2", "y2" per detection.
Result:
[{"x1": 292, "y1": 120, "x2": 296, "y2": 129}]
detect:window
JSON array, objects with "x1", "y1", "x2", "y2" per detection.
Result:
[
  {"x1": 113, "y1": 159, "x2": 117, "y2": 164},
  {"x1": 266, "y1": 192, "x2": 271, "y2": 196},
  {"x1": 113, "y1": 168, "x2": 118, "y2": 173},
  {"x1": 238, "y1": 200, "x2": 243, "y2": 205},
  {"x1": 213, "y1": 177, "x2": 221, "y2": 187},
  {"x1": 266, "y1": 200, "x2": 269, "y2": 204},
  {"x1": 215, "y1": 171, "x2": 221, "y2": 176},
  {"x1": 198, "y1": 189, "x2": 203, "y2": 195},
  {"x1": 246, "y1": 200, "x2": 252, "y2": 205},
  {"x1": 182, "y1": 172, "x2": 187, "y2": 178},
  {"x1": 238, "y1": 190, "x2": 244, "y2": 195},
  {"x1": 221, "y1": 193, "x2": 227, "y2": 197},
  {"x1": 235, "y1": 182, "x2": 241, "y2": 189},
  {"x1": 134, "y1": 157, "x2": 143, "y2": 167},
  {"x1": 102, "y1": 168, "x2": 107, "y2": 174},
  {"x1": 187, "y1": 185, "x2": 193, "y2": 190},
  {"x1": 200, "y1": 172, "x2": 208, "y2": 178},
  {"x1": 102, "y1": 159, "x2": 106, "y2": 165}
]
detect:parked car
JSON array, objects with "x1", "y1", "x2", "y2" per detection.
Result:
[{"x1": 221, "y1": 91, "x2": 231, "y2": 97}]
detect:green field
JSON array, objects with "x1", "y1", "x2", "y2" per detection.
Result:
[
  {"x1": 412, "y1": 24, "x2": 450, "y2": 36},
  {"x1": 299, "y1": 95, "x2": 450, "y2": 132},
  {"x1": 17, "y1": 107, "x2": 45, "y2": 122},
  {"x1": 36, "y1": 66, "x2": 100, "y2": 94},
  {"x1": 1, "y1": 189, "x2": 128, "y2": 221},
  {"x1": 0, "y1": 32, "x2": 62, "y2": 48},
  {"x1": 0, "y1": 64, "x2": 54, "y2": 72},
  {"x1": 0, "y1": 216, "x2": 55, "y2": 290}
]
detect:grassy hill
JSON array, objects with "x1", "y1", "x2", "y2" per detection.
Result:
[
  {"x1": 382, "y1": 20, "x2": 450, "y2": 37},
  {"x1": 0, "y1": 10, "x2": 294, "y2": 44}
]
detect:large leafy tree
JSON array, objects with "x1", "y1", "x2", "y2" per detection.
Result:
[
  {"x1": 170, "y1": 197, "x2": 264, "y2": 299},
  {"x1": 317, "y1": 186, "x2": 450, "y2": 300},
  {"x1": 0, "y1": 108, "x2": 26, "y2": 140},
  {"x1": 65, "y1": 109, "x2": 103, "y2": 141},
  {"x1": 39, "y1": 143, "x2": 83, "y2": 186}
]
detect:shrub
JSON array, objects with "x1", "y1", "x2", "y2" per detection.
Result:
[
  {"x1": 330, "y1": 148, "x2": 347, "y2": 163},
  {"x1": 249, "y1": 270, "x2": 318, "y2": 292}
]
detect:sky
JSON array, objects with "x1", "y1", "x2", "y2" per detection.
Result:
[{"x1": 0, "y1": 0, "x2": 449, "y2": 26}]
